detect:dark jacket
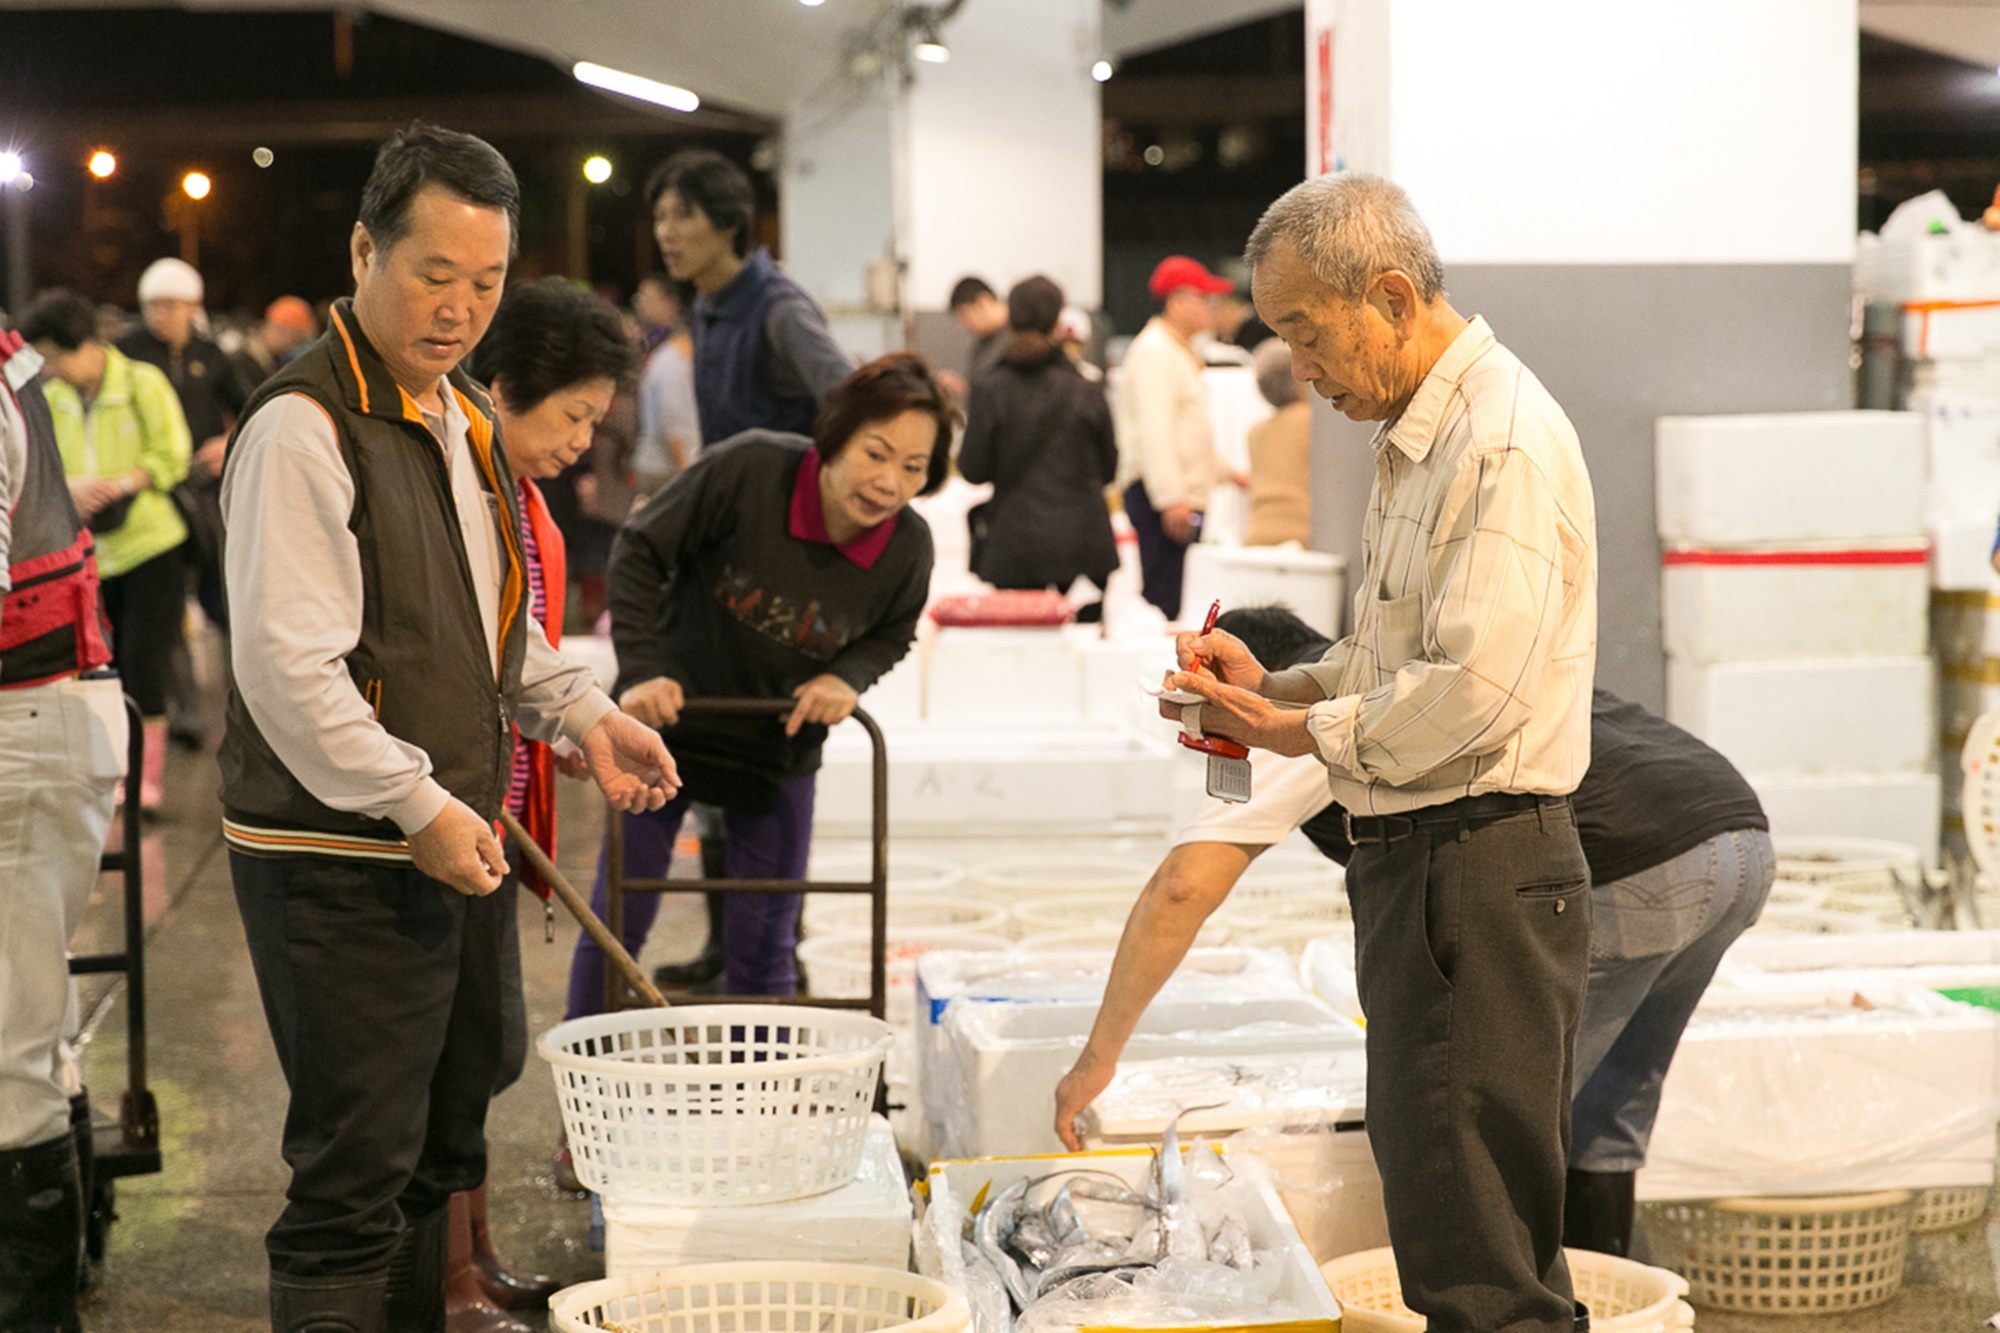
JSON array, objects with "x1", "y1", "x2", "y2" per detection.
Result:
[
  {"x1": 957, "y1": 348, "x2": 1118, "y2": 591},
  {"x1": 116, "y1": 326, "x2": 248, "y2": 447},
  {"x1": 691, "y1": 249, "x2": 850, "y2": 446},
  {"x1": 217, "y1": 300, "x2": 530, "y2": 847}
]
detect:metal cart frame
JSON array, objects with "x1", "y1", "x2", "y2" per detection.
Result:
[
  {"x1": 65, "y1": 694, "x2": 161, "y2": 1268},
  {"x1": 601, "y1": 699, "x2": 890, "y2": 1019}
]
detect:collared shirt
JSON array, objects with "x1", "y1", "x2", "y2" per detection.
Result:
[
  {"x1": 1115, "y1": 316, "x2": 1218, "y2": 508},
  {"x1": 786, "y1": 447, "x2": 897, "y2": 571},
  {"x1": 1284, "y1": 316, "x2": 1597, "y2": 816}
]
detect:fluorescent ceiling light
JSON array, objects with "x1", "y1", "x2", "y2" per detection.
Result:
[
  {"x1": 914, "y1": 37, "x2": 950, "y2": 63},
  {"x1": 573, "y1": 61, "x2": 700, "y2": 113},
  {"x1": 0, "y1": 152, "x2": 21, "y2": 185}
]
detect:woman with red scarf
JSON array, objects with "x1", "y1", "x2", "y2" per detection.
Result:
[{"x1": 459, "y1": 278, "x2": 636, "y2": 1332}]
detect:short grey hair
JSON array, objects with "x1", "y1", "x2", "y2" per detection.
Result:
[
  {"x1": 1252, "y1": 338, "x2": 1298, "y2": 408},
  {"x1": 1244, "y1": 172, "x2": 1445, "y2": 303}
]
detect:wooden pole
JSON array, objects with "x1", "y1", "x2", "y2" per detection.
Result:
[{"x1": 497, "y1": 809, "x2": 668, "y2": 1009}]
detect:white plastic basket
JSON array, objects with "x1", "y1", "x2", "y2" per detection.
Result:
[
  {"x1": 1015, "y1": 917, "x2": 1242, "y2": 953},
  {"x1": 1643, "y1": 1191, "x2": 1914, "y2": 1315},
  {"x1": 801, "y1": 892, "x2": 1008, "y2": 939},
  {"x1": 806, "y1": 851, "x2": 967, "y2": 896},
  {"x1": 1009, "y1": 889, "x2": 1150, "y2": 937},
  {"x1": 969, "y1": 852, "x2": 1155, "y2": 902},
  {"x1": 1319, "y1": 1247, "x2": 1693, "y2": 1332},
  {"x1": 1748, "y1": 904, "x2": 1883, "y2": 935},
  {"x1": 1764, "y1": 878, "x2": 1830, "y2": 911},
  {"x1": 1772, "y1": 837, "x2": 1924, "y2": 897},
  {"x1": 537, "y1": 1005, "x2": 893, "y2": 1204},
  {"x1": 550, "y1": 1262, "x2": 970, "y2": 1333},
  {"x1": 798, "y1": 926, "x2": 1012, "y2": 1024},
  {"x1": 1230, "y1": 918, "x2": 1352, "y2": 958},
  {"x1": 1912, "y1": 1184, "x2": 1989, "y2": 1233}
]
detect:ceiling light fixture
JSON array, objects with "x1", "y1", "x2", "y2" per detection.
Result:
[
  {"x1": 0, "y1": 152, "x2": 22, "y2": 186},
  {"x1": 88, "y1": 150, "x2": 117, "y2": 179},
  {"x1": 573, "y1": 60, "x2": 701, "y2": 114},
  {"x1": 1091, "y1": 58, "x2": 1114, "y2": 83}
]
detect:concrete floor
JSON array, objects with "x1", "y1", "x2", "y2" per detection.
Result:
[{"x1": 60, "y1": 733, "x2": 2000, "y2": 1331}]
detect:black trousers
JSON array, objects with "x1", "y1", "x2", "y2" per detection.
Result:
[
  {"x1": 1121, "y1": 481, "x2": 1190, "y2": 620},
  {"x1": 1346, "y1": 796, "x2": 1591, "y2": 1333},
  {"x1": 230, "y1": 851, "x2": 510, "y2": 1278},
  {"x1": 97, "y1": 546, "x2": 187, "y2": 717}
]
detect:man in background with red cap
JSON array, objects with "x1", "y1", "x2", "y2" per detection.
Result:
[{"x1": 1115, "y1": 255, "x2": 1232, "y2": 618}]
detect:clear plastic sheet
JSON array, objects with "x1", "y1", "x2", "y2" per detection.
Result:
[
  {"x1": 915, "y1": 1175, "x2": 1012, "y2": 1333},
  {"x1": 1640, "y1": 984, "x2": 2000, "y2": 1200}
]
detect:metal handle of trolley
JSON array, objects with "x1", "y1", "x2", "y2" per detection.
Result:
[{"x1": 510, "y1": 698, "x2": 890, "y2": 1019}]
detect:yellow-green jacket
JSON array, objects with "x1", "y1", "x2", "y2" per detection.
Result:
[{"x1": 41, "y1": 345, "x2": 190, "y2": 577}]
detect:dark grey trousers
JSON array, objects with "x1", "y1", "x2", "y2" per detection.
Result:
[{"x1": 1346, "y1": 796, "x2": 1591, "y2": 1332}]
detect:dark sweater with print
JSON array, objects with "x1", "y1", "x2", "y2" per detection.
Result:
[{"x1": 608, "y1": 431, "x2": 932, "y2": 802}]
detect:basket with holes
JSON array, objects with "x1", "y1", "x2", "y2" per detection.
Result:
[
  {"x1": 800, "y1": 890, "x2": 1008, "y2": 940},
  {"x1": 1015, "y1": 916, "x2": 1243, "y2": 953},
  {"x1": 800, "y1": 852, "x2": 971, "y2": 936},
  {"x1": 1229, "y1": 852, "x2": 1350, "y2": 921},
  {"x1": 797, "y1": 925, "x2": 1012, "y2": 1025},
  {"x1": 968, "y1": 852, "x2": 1156, "y2": 903},
  {"x1": 1912, "y1": 1184, "x2": 1989, "y2": 1233},
  {"x1": 537, "y1": 1005, "x2": 893, "y2": 1204},
  {"x1": 1772, "y1": 836, "x2": 1923, "y2": 917},
  {"x1": 550, "y1": 1262, "x2": 970, "y2": 1333},
  {"x1": 1643, "y1": 1191, "x2": 1915, "y2": 1315},
  {"x1": 1228, "y1": 917, "x2": 1353, "y2": 958},
  {"x1": 1319, "y1": 1247, "x2": 1693, "y2": 1332}
]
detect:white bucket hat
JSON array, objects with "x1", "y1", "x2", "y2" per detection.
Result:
[{"x1": 137, "y1": 257, "x2": 204, "y2": 305}]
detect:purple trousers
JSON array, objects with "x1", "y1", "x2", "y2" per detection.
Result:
[{"x1": 564, "y1": 775, "x2": 816, "y2": 1018}]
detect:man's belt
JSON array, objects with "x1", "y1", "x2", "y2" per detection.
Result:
[{"x1": 1344, "y1": 791, "x2": 1571, "y2": 846}]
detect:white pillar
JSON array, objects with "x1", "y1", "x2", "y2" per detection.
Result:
[
  {"x1": 1298, "y1": 0, "x2": 1859, "y2": 709},
  {"x1": 779, "y1": 0, "x2": 1102, "y2": 359}
]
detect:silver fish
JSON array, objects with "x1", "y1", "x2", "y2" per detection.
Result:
[
  {"x1": 975, "y1": 1177, "x2": 1037, "y2": 1311},
  {"x1": 1047, "y1": 1184, "x2": 1088, "y2": 1250},
  {"x1": 1210, "y1": 1215, "x2": 1253, "y2": 1270},
  {"x1": 1156, "y1": 1102, "x2": 1225, "y2": 1261}
]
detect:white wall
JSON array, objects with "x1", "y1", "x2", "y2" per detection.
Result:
[
  {"x1": 1310, "y1": 0, "x2": 1857, "y2": 266},
  {"x1": 898, "y1": 0, "x2": 1104, "y2": 309},
  {"x1": 781, "y1": 81, "x2": 900, "y2": 311}
]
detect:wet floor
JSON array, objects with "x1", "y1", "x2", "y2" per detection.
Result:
[{"x1": 61, "y1": 727, "x2": 2000, "y2": 1331}]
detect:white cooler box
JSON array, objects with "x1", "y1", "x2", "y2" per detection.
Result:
[
  {"x1": 923, "y1": 1147, "x2": 1341, "y2": 1333},
  {"x1": 1747, "y1": 769, "x2": 1941, "y2": 851},
  {"x1": 1930, "y1": 518, "x2": 2000, "y2": 593},
  {"x1": 1906, "y1": 300, "x2": 2000, "y2": 362},
  {"x1": 925, "y1": 627, "x2": 1087, "y2": 724},
  {"x1": 812, "y1": 721, "x2": 1176, "y2": 837},
  {"x1": 1080, "y1": 1050, "x2": 1386, "y2": 1263},
  {"x1": 1667, "y1": 656, "x2": 1934, "y2": 775},
  {"x1": 1639, "y1": 983, "x2": 2000, "y2": 1201},
  {"x1": 602, "y1": 1117, "x2": 911, "y2": 1273},
  {"x1": 1183, "y1": 544, "x2": 1349, "y2": 640},
  {"x1": 1655, "y1": 411, "x2": 1925, "y2": 547},
  {"x1": 1662, "y1": 545, "x2": 1929, "y2": 663},
  {"x1": 932, "y1": 993, "x2": 1360, "y2": 1159}
]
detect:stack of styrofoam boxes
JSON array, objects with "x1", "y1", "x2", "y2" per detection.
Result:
[
  {"x1": 1858, "y1": 227, "x2": 2000, "y2": 863},
  {"x1": 1657, "y1": 412, "x2": 1938, "y2": 852}
]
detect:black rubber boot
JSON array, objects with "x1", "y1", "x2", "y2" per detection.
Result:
[
  {"x1": 1563, "y1": 1167, "x2": 1637, "y2": 1257},
  {"x1": 384, "y1": 1206, "x2": 448, "y2": 1333},
  {"x1": 269, "y1": 1271, "x2": 388, "y2": 1333},
  {"x1": 1574, "y1": 1299, "x2": 1591, "y2": 1332},
  {"x1": 0, "y1": 1133, "x2": 84, "y2": 1332},
  {"x1": 653, "y1": 891, "x2": 726, "y2": 989},
  {"x1": 67, "y1": 1093, "x2": 99, "y2": 1295}
]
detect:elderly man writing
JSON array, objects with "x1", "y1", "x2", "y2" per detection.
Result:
[{"x1": 1159, "y1": 174, "x2": 1597, "y2": 1332}]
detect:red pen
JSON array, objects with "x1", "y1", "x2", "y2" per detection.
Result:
[
  {"x1": 1190, "y1": 598, "x2": 1221, "y2": 677},
  {"x1": 1176, "y1": 595, "x2": 1252, "y2": 801}
]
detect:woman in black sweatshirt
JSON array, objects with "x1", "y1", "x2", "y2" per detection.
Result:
[{"x1": 564, "y1": 354, "x2": 953, "y2": 1016}]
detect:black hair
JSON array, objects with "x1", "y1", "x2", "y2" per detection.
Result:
[
  {"x1": 948, "y1": 276, "x2": 996, "y2": 310},
  {"x1": 19, "y1": 289, "x2": 97, "y2": 351},
  {"x1": 359, "y1": 122, "x2": 520, "y2": 258},
  {"x1": 645, "y1": 150, "x2": 755, "y2": 259},
  {"x1": 1002, "y1": 274, "x2": 1064, "y2": 365},
  {"x1": 1214, "y1": 605, "x2": 1332, "y2": 671},
  {"x1": 472, "y1": 278, "x2": 638, "y2": 414},
  {"x1": 813, "y1": 352, "x2": 961, "y2": 498}
]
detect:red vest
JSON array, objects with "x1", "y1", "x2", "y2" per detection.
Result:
[{"x1": 1, "y1": 331, "x2": 112, "y2": 689}]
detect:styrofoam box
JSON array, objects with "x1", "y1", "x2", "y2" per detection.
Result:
[
  {"x1": 1914, "y1": 389, "x2": 2000, "y2": 517},
  {"x1": 925, "y1": 626, "x2": 1085, "y2": 724},
  {"x1": 926, "y1": 1148, "x2": 1341, "y2": 1333},
  {"x1": 602, "y1": 1117, "x2": 911, "y2": 1274},
  {"x1": 1746, "y1": 770, "x2": 1942, "y2": 860},
  {"x1": 1667, "y1": 656, "x2": 1934, "y2": 775},
  {"x1": 1726, "y1": 929, "x2": 2000, "y2": 975},
  {"x1": 562, "y1": 633, "x2": 619, "y2": 696},
  {"x1": 1184, "y1": 543, "x2": 1350, "y2": 641},
  {"x1": 1082, "y1": 1050, "x2": 1386, "y2": 1264},
  {"x1": 1942, "y1": 679, "x2": 2000, "y2": 750},
  {"x1": 1638, "y1": 983, "x2": 2000, "y2": 1201},
  {"x1": 1662, "y1": 546, "x2": 1929, "y2": 663},
  {"x1": 1856, "y1": 231, "x2": 2000, "y2": 305},
  {"x1": 913, "y1": 948, "x2": 1308, "y2": 1149},
  {"x1": 1906, "y1": 301, "x2": 2000, "y2": 362},
  {"x1": 1655, "y1": 412, "x2": 1925, "y2": 547},
  {"x1": 812, "y1": 721, "x2": 1176, "y2": 837},
  {"x1": 1932, "y1": 517, "x2": 2000, "y2": 593},
  {"x1": 933, "y1": 994, "x2": 1359, "y2": 1159}
]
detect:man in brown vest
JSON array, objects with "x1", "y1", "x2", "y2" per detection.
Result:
[{"x1": 218, "y1": 123, "x2": 678, "y2": 1332}]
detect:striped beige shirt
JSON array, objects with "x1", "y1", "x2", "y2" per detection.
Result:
[{"x1": 1288, "y1": 316, "x2": 1597, "y2": 815}]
